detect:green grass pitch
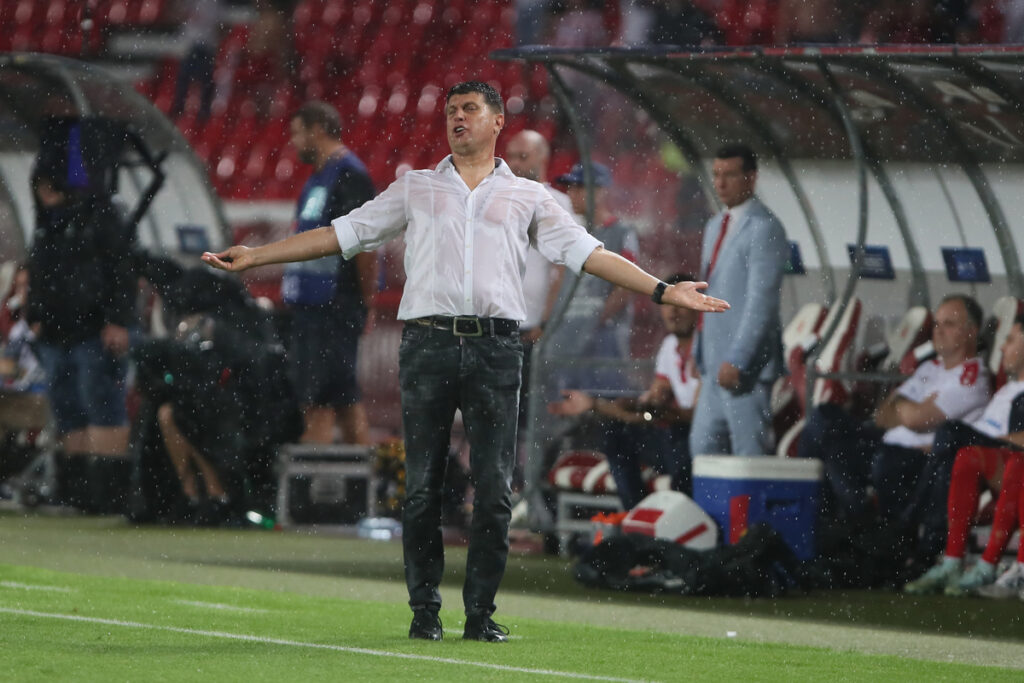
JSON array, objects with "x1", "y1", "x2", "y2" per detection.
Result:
[{"x1": 2, "y1": 513, "x2": 1023, "y2": 681}]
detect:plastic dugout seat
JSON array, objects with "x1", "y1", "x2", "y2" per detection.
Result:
[
  {"x1": 138, "y1": 0, "x2": 167, "y2": 26},
  {"x1": 549, "y1": 451, "x2": 617, "y2": 495},
  {"x1": 776, "y1": 298, "x2": 863, "y2": 457},
  {"x1": 986, "y1": 296, "x2": 1024, "y2": 388},
  {"x1": 810, "y1": 298, "x2": 863, "y2": 407},
  {"x1": 881, "y1": 306, "x2": 934, "y2": 374},
  {"x1": 770, "y1": 302, "x2": 828, "y2": 438}
]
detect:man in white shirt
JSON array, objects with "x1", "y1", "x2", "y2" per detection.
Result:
[
  {"x1": 548, "y1": 273, "x2": 700, "y2": 509},
  {"x1": 904, "y1": 312, "x2": 1024, "y2": 595},
  {"x1": 798, "y1": 295, "x2": 990, "y2": 528},
  {"x1": 203, "y1": 81, "x2": 728, "y2": 643}
]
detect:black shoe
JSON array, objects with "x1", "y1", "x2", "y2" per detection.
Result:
[
  {"x1": 409, "y1": 609, "x2": 443, "y2": 640},
  {"x1": 462, "y1": 615, "x2": 509, "y2": 642}
]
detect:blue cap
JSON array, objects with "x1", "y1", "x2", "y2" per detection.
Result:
[{"x1": 557, "y1": 162, "x2": 612, "y2": 187}]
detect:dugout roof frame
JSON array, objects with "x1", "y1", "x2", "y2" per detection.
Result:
[{"x1": 496, "y1": 45, "x2": 1024, "y2": 514}]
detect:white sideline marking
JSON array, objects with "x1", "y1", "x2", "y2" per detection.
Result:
[
  {"x1": 172, "y1": 599, "x2": 269, "y2": 614},
  {"x1": 0, "y1": 607, "x2": 651, "y2": 683},
  {"x1": 0, "y1": 582, "x2": 74, "y2": 593}
]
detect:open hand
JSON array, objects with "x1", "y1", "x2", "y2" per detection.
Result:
[
  {"x1": 548, "y1": 389, "x2": 595, "y2": 417},
  {"x1": 201, "y1": 246, "x2": 255, "y2": 272},
  {"x1": 662, "y1": 280, "x2": 729, "y2": 312}
]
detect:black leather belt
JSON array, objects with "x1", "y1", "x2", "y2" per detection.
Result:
[{"x1": 410, "y1": 316, "x2": 519, "y2": 337}]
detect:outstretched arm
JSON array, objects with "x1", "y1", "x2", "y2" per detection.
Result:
[
  {"x1": 582, "y1": 247, "x2": 729, "y2": 313},
  {"x1": 202, "y1": 225, "x2": 341, "y2": 273}
]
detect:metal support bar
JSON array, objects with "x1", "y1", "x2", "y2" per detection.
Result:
[{"x1": 804, "y1": 60, "x2": 872, "y2": 410}]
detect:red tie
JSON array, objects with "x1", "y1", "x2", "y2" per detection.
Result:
[
  {"x1": 705, "y1": 212, "x2": 730, "y2": 281},
  {"x1": 698, "y1": 212, "x2": 729, "y2": 331}
]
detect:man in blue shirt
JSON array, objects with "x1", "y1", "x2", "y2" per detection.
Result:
[{"x1": 285, "y1": 102, "x2": 377, "y2": 444}]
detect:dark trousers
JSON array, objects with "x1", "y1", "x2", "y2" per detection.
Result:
[
  {"x1": 604, "y1": 421, "x2": 691, "y2": 510},
  {"x1": 895, "y1": 420, "x2": 1010, "y2": 558},
  {"x1": 398, "y1": 324, "x2": 523, "y2": 617},
  {"x1": 798, "y1": 404, "x2": 884, "y2": 517}
]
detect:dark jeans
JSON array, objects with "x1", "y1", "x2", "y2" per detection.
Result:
[
  {"x1": 37, "y1": 337, "x2": 128, "y2": 435},
  {"x1": 604, "y1": 421, "x2": 691, "y2": 510},
  {"x1": 896, "y1": 420, "x2": 1010, "y2": 558},
  {"x1": 398, "y1": 323, "x2": 523, "y2": 617},
  {"x1": 798, "y1": 404, "x2": 883, "y2": 517}
]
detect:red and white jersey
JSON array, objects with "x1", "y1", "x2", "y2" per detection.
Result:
[
  {"x1": 971, "y1": 379, "x2": 1024, "y2": 438},
  {"x1": 654, "y1": 334, "x2": 700, "y2": 410},
  {"x1": 884, "y1": 356, "x2": 990, "y2": 449}
]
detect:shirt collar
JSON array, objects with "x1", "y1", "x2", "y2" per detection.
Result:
[
  {"x1": 725, "y1": 195, "x2": 755, "y2": 227},
  {"x1": 435, "y1": 155, "x2": 513, "y2": 178}
]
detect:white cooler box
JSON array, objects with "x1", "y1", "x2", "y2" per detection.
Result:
[{"x1": 692, "y1": 456, "x2": 823, "y2": 560}]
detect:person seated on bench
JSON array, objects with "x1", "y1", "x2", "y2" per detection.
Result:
[
  {"x1": 1, "y1": 264, "x2": 49, "y2": 485},
  {"x1": 903, "y1": 311, "x2": 1024, "y2": 594},
  {"x1": 797, "y1": 295, "x2": 991, "y2": 526},
  {"x1": 548, "y1": 273, "x2": 700, "y2": 509}
]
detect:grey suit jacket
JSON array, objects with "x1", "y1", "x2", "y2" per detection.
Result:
[{"x1": 694, "y1": 196, "x2": 789, "y2": 392}]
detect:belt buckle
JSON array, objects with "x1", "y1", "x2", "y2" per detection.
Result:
[{"x1": 453, "y1": 316, "x2": 483, "y2": 337}]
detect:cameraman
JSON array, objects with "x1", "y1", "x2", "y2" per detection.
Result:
[
  {"x1": 548, "y1": 273, "x2": 700, "y2": 509},
  {"x1": 26, "y1": 161, "x2": 137, "y2": 513}
]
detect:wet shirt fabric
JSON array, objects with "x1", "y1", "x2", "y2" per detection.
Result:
[
  {"x1": 283, "y1": 151, "x2": 375, "y2": 307},
  {"x1": 331, "y1": 157, "x2": 602, "y2": 321},
  {"x1": 970, "y1": 379, "x2": 1024, "y2": 438},
  {"x1": 654, "y1": 334, "x2": 700, "y2": 410},
  {"x1": 884, "y1": 356, "x2": 991, "y2": 449},
  {"x1": 521, "y1": 183, "x2": 573, "y2": 330}
]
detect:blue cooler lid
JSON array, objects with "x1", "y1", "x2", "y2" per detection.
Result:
[{"x1": 692, "y1": 455, "x2": 823, "y2": 481}]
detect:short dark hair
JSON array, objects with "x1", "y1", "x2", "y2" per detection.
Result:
[
  {"x1": 292, "y1": 101, "x2": 342, "y2": 139},
  {"x1": 940, "y1": 294, "x2": 983, "y2": 330},
  {"x1": 665, "y1": 273, "x2": 696, "y2": 286},
  {"x1": 446, "y1": 81, "x2": 504, "y2": 115},
  {"x1": 715, "y1": 143, "x2": 757, "y2": 172}
]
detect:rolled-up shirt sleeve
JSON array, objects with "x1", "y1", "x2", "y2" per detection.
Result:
[
  {"x1": 530, "y1": 193, "x2": 602, "y2": 274},
  {"x1": 332, "y1": 174, "x2": 409, "y2": 259}
]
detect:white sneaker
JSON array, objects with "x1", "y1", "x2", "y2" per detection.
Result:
[{"x1": 977, "y1": 563, "x2": 1024, "y2": 600}]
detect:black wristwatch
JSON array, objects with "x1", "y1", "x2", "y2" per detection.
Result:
[{"x1": 651, "y1": 281, "x2": 669, "y2": 305}]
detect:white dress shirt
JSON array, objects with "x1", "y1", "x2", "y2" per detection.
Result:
[
  {"x1": 883, "y1": 356, "x2": 990, "y2": 449},
  {"x1": 332, "y1": 157, "x2": 602, "y2": 322},
  {"x1": 715, "y1": 195, "x2": 755, "y2": 255},
  {"x1": 654, "y1": 334, "x2": 700, "y2": 409},
  {"x1": 522, "y1": 183, "x2": 573, "y2": 330}
]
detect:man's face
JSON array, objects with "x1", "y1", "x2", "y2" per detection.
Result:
[
  {"x1": 932, "y1": 299, "x2": 977, "y2": 361},
  {"x1": 1001, "y1": 322, "x2": 1024, "y2": 378},
  {"x1": 660, "y1": 299, "x2": 698, "y2": 337},
  {"x1": 446, "y1": 93, "x2": 503, "y2": 156},
  {"x1": 504, "y1": 135, "x2": 544, "y2": 181},
  {"x1": 711, "y1": 156, "x2": 757, "y2": 209},
  {"x1": 34, "y1": 178, "x2": 65, "y2": 208},
  {"x1": 566, "y1": 185, "x2": 605, "y2": 215},
  {"x1": 289, "y1": 118, "x2": 317, "y2": 165}
]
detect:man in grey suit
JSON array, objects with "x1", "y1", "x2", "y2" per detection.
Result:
[{"x1": 690, "y1": 144, "x2": 788, "y2": 456}]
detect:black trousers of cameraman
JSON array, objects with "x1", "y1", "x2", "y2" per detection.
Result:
[{"x1": 398, "y1": 322, "x2": 522, "y2": 618}]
